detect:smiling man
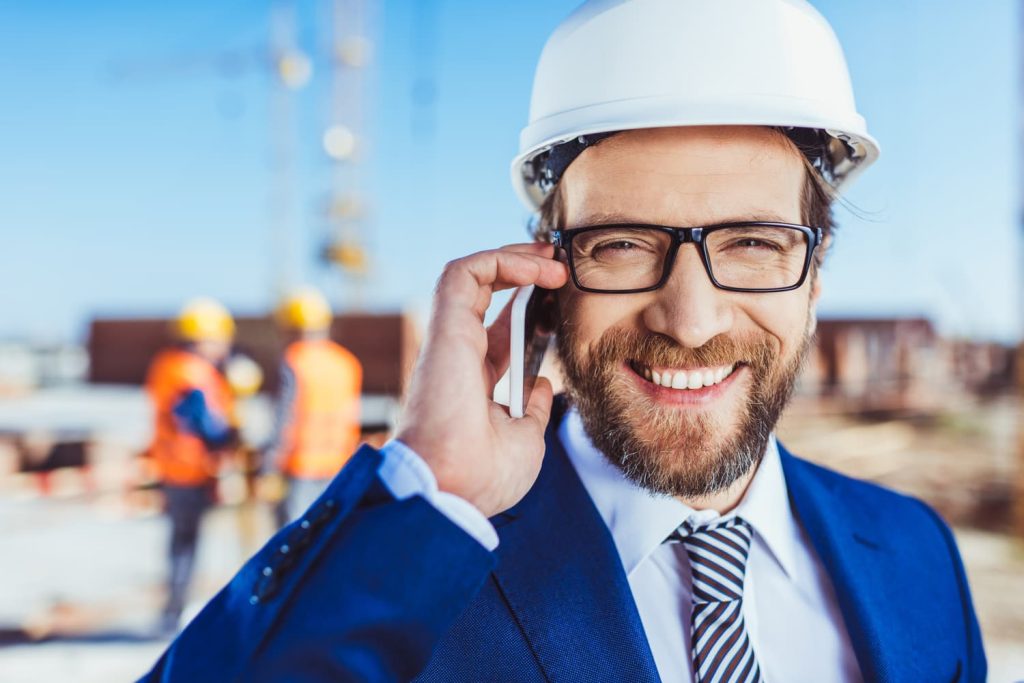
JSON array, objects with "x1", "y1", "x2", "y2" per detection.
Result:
[
  {"x1": 553, "y1": 127, "x2": 821, "y2": 510},
  {"x1": 143, "y1": 2, "x2": 985, "y2": 682}
]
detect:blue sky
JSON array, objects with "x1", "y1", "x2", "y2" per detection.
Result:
[{"x1": 1, "y1": 0, "x2": 1019, "y2": 343}]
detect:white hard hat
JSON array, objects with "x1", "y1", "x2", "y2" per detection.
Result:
[{"x1": 511, "y1": 0, "x2": 880, "y2": 211}]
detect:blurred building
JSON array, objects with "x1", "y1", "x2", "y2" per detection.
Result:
[
  {"x1": 0, "y1": 343, "x2": 88, "y2": 395},
  {"x1": 88, "y1": 313, "x2": 417, "y2": 433},
  {"x1": 797, "y1": 317, "x2": 1015, "y2": 417}
]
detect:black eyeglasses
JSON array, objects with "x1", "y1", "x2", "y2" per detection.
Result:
[{"x1": 551, "y1": 222, "x2": 823, "y2": 294}]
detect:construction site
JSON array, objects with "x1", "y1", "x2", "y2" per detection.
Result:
[{"x1": 1, "y1": 1, "x2": 1022, "y2": 681}]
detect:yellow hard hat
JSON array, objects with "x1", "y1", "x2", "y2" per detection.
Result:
[
  {"x1": 277, "y1": 287, "x2": 332, "y2": 331},
  {"x1": 175, "y1": 297, "x2": 236, "y2": 342}
]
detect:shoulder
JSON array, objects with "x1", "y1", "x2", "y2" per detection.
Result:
[
  {"x1": 780, "y1": 443, "x2": 986, "y2": 676},
  {"x1": 148, "y1": 348, "x2": 207, "y2": 383},
  {"x1": 779, "y1": 444, "x2": 955, "y2": 547},
  {"x1": 288, "y1": 340, "x2": 357, "y2": 361},
  {"x1": 282, "y1": 341, "x2": 303, "y2": 365},
  {"x1": 326, "y1": 340, "x2": 362, "y2": 368}
]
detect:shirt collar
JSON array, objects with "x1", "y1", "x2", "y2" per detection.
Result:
[{"x1": 559, "y1": 406, "x2": 799, "y2": 581}]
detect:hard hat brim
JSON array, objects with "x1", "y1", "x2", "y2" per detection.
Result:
[{"x1": 510, "y1": 97, "x2": 880, "y2": 212}]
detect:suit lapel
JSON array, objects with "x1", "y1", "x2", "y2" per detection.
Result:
[
  {"x1": 490, "y1": 399, "x2": 660, "y2": 683},
  {"x1": 778, "y1": 444, "x2": 906, "y2": 682}
]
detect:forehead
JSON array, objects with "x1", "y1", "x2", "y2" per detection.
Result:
[{"x1": 560, "y1": 126, "x2": 806, "y2": 227}]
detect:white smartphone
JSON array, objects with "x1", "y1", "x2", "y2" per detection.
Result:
[{"x1": 509, "y1": 284, "x2": 555, "y2": 418}]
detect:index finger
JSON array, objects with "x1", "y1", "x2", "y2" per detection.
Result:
[{"x1": 435, "y1": 246, "x2": 568, "y2": 320}]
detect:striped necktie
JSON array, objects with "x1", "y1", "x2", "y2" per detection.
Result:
[{"x1": 667, "y1": 517, "x2": 764, "y2": 683}]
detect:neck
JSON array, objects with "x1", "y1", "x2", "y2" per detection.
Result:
[
  {"x1": 301, "y1": 329, "x2": 329, "y2": 342},
  {"x1": 676, "y1": 463, "x2": 759, "y2": 516}
]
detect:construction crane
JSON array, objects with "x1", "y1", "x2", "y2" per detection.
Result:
[
  {"x1": 320, "y1": 0, "x2": 374, "y2": 310},
  {"x1": 106, "y1": 1, "x2": 315, "y2": 305},
  {"x1": 108, "y1": 1, "x2": 380, "y2": 312}
]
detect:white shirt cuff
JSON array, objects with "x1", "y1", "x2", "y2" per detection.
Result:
[{"x1": 378, "y1": 439, "x2": 499, "y2": 551}]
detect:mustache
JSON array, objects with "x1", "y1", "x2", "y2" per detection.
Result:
[{"x1": 578, "y1": 328, "x2": 776, "y2": 372}]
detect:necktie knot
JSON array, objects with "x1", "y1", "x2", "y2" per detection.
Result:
[{"x1": 668, "y1": 517, "x2": 754, "y2": 604}]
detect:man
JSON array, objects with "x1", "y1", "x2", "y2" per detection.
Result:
[
  {"x1": 263, "y1": 287, "x2": 363, "y2": 527},
  {"x1": 145, "y1": 297, "x2": 238, "y2": 633},
  {"x1": 143, "y1": 1, "x2": 985, "y2": 681}
]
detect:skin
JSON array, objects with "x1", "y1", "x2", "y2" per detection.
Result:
[
  {"x1": 397, "y1": 125, "x2": 821, "y2": 517},
  {"x1": 558, "y1": 126, "x2": 821, "y2": 512},
  {"x1": 193, "y1": 339, "x2": 232, "y2": 365}
]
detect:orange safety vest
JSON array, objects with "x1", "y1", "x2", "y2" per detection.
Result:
[
  {"x1": 278, "y1": 339, "x2": 362, "y2": 479},
  {"x1": 146, "y1": 348, "x2": 236, "y2": 486}
]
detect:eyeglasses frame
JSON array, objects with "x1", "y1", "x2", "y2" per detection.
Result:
[{"x1": 550, "y1": 221, "x2": 824, "y2": 294}]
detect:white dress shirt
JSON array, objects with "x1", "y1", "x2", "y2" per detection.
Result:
[
  {"x1": 561, "y1": 408, "x2": 861, "y2": 683},
  {"x1": 379, "y1": 406, "x2": 862, "y2": 682}
]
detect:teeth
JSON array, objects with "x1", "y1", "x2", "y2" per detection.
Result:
[{"x1": 635, "y1": 362, "x2": 738, "y2": 391}]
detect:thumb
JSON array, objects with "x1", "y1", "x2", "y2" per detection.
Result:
[{"x1": 521, "y1": 376, "x2": 554, "y2": 430}]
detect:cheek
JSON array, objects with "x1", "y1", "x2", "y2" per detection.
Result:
[
  {"x1": 559, "y1": 286, "x2": 813, "y2": 356},
  {"x1": 740, "y1": 291, "x2": 812, "y2": 355},
  {"x1": 558, "y1": 289, "x2": 646, "y2": 344}
]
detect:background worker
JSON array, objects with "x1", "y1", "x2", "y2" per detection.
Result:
[
  {"x1": 145, "y1": 297, "x2": 239, "y2": 633},
  {"x1": 264, "y1": 287, "x2": 362, "y2": 528}
]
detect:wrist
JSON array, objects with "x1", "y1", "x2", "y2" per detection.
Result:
[{"x1": 393, "y1": 432, "x2": 495, "y2": 517}]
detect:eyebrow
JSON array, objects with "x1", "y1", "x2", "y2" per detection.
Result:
[{"x1": 571, "y1": 210, "x2": 794, "y2": 226}]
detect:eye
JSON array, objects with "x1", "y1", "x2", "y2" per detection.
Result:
[
  {"x1": 595, "y1": 239, "x2": 641, "y2": 252},
  {"x1": 716, "y1": 233, "x2": 791, "y2": 253},
  {"x1": 733, "y1": 237, "x2": 778, "y2": 250},
  {"x1": 588, "y1": 238, "x2": 663, "y2": 263}
]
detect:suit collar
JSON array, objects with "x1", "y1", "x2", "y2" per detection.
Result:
[
  {"x1": 559, "y1": 406, "x2": 801, "y2": 582},
  {"x1": 491, "y1": 396, "x2": 660, "y2": 683}
]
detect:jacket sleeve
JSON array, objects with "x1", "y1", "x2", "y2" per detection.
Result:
[
  {"x1": 140, "y1": 445, "x2": 497, "y2": 683},
  {"x1": 171, "y1": 389, "x2": 236, "y2": 449}
]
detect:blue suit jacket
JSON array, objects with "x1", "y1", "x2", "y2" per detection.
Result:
[{"x1": 143, "y1": 398, "x2": 985, "y2": 682}]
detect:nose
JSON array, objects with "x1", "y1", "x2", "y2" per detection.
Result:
[{"x1": 641, "y1": 244, "x2": 734, "y2": 348}]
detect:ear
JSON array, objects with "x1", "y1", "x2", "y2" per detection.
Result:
[{"x1": 807, "y1": 271, "x2": 822, "y2": 337}]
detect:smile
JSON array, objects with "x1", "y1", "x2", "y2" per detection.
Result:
[{"x1": 628, "y1": 360, "x2": 740, "y2": 391}]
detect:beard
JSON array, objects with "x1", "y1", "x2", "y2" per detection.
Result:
[{"x1": 556, "y1": 321, "x2": 813, "y2": 500}]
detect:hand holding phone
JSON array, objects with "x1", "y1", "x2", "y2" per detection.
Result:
[{"x1": 394, "y1": 243, "x2": 568, "y2": 517}]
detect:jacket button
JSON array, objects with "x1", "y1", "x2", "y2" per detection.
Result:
[
  {"x1": 262, "y1": 566, "x2": 273, "y2": 577},
  {"x1": 279, "y1": 544, "x2": 290, "y2": 554},
  {"x1": 299, "y1": 519, "x2": 311, "y2": 530},
  {"x1": 249, "y1": 595, "x2": 259, "y2": 605}
]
